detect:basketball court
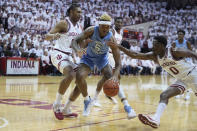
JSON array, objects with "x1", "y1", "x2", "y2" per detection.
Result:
[{"x1": 0, "y1": 75, "x2": 197, "y2": 131}]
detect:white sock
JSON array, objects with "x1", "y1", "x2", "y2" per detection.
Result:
[
  {"x1": 118, "y1": 87, "x2": 126, "y2": 99},
  {"x1": 63, "y1": 100, "x2": 73, "y2": 113},
  {"x1": 122, "y1": 99, "x2": 129, "y2": 106},
  {"x1": 94, "y1": 90, "x2": 100, "y2": 100},
  {"x1": 84, "y1": 96, "x2": 89, "y2": 101},
  {"x1": 154, "y1": 103, "x2": 167, "y2": 121},
  {"x1": 55, "y1": 92, "x2": 63, "y2": 104}
]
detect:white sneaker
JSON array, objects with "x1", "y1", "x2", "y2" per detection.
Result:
[
  {"x1": 138, "y1": 114, "x2": 160, "y2": 128},
  {"x1": 62, "y1": 108, "x2": 78, "y2": 118},
  {"x1": 184, "y1": 94, "x2": 190, "y2": 101},
  {"x1": 93, "y1": 99, "x2": 102, "y2": 107},
  {"x1": 105, "y1": 95, "x2": 118, "y2": 104},
  {"x1": 124, "y1": 105, "x2": 137, "y2": 119}
]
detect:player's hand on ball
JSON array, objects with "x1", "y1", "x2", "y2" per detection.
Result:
[{"x1": 110, "y1": 76, "x2": 119, "y2": 85}]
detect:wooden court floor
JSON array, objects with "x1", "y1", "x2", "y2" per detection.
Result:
[{"x1": 0, "y1": 75, "x2": 197, "y2": 131}]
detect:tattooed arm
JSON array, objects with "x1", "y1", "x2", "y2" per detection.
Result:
[{"x1": 71, "y1": 26, "x2": 94, "y2": 52}]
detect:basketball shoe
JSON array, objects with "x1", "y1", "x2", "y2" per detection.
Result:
[
  {"x1": 93, "y1": 99, "x2": 102, "y2": 107},
  {"x1": 124, "y1": 105, "x2": 137, "y2": 119},
  {"x1": 62, "y1": 108, "x2": 78, "y2": 118},
  {"x1": 83, "y1": 97, "x2": 93, "y2": 116},
  {"x1": 138, "y1": 114, "x2": 160, "y2": 128},
  {"x1": 53, "y1": 103, "x2": 64, "y2": 120}
]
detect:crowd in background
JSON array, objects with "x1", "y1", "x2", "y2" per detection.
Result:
[{"x1": 0, "y1": 0, "x2": 197, "y2": 75}]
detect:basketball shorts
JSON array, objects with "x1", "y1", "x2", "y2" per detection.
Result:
[
  {"x1": 170, "y1": 66, "x2": 197, "y2": 94},
  {"x1": 80, "y1": 53, "x2": 108, "y2": 71},
  {"x1": 51, "y1": 49, "x2": 77, "y2": 74}
]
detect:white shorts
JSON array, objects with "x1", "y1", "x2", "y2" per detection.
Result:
[
  {"x1": 170, "y1": 67, "x2": 197, "y2": 94},
  {"x1": 108, "y1": 52, "x2": 115, "y2": 69},
  {"x1": 51, "y1": 49, "x2": 77, "y2": 74}
]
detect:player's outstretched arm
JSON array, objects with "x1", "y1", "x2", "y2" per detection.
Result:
[
  {"x1": 71, "y1": 26, "x2": 94, "y2": 52},
  {"x1": 118, "y1": 44, "x2": 156, "y2": 61},
  {"x1": 107, "y1": 41, "x2": 156, "y2": 61},
  {"x1": 173, "y1": 48, "x2": 197, "y2": 60},
  {"x1": 45, "y1": 20, "x2": 68, "y2": 41}
]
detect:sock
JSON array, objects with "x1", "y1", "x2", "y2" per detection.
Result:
[
  {"x1": 153, "y1": 103, "x2": 167, "y2": 121},
  {"x1": 84, "y1": 96, "x2": 90, "y2": 101},
  {"x1": 122, "y1": 99, "x2": 129, "y2": 106},
  {"x1": 55, "y1": 92, "x2": 63, "y2": 104},
  {"x1": 118, "y1": 87, "x2": 126, "y2": 99},
  {"x1": 94, "y1": 90, "x2": 100, "y2": 100},
  {"x1": 63, "y1": 100, "x2": 73, "y2": 113}
]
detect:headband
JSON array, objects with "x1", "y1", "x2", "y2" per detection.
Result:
[{"x1": 98, "y1": 21, "x2": 111, "y2": 25}]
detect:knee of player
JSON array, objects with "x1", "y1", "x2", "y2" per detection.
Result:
[
  {"x1": 104, "y1": 72, "x2": 112, "y2": 80},
  {"x1": 160, "y1": 92, "x2": 169, "y2": 100},
  {"x1": 76, "y1": 72, "x2": 85, "y2": 80}
]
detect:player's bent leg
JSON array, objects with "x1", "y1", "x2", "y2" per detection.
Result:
[
  {"x1": 93, "y1": 64, "x2": 113, "y2": 107},
  {"x1": 93, "y1": 78, "x2": 105, "y2": 107},
  {"x1": 62, "y1": 86, "x2": 80, "y2": 118},
  {"x1": 75, "y1": 64, "x2": 90, "y2": 97},
  {"x1": 118, "y1": 87, "x2": 136, "y2": 119},
  {"x1": 58, "y1": 66, "x2": 75, "y2": 94},
  {"x1": 160, "y1": 84, "x2": 185, "y2": 103},
  {"x1": 75, "y1": 64, "x2": 92, "y2": 116},
  {"x1": 138, "y1": 85, "x2": 183, "y2": 128}
]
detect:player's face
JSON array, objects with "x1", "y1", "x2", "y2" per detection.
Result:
[
  {"x1": 99, "y1": 24, "x2": 110, "y2": 37},
  {"x1": 71, "y1": 7, "x2": 82, "y2": 22},
  {"x1": 178, "y1": 32, "x2": 184, "y2": 40},
  {"x1": 152, "y1": 39, "x2": 163, "y2": 54},
  {"x1": 115, "y1": 19, "x2": 123, "y2": 30}
]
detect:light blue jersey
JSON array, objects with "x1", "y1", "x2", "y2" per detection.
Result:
[
  {"x1": 175, "y1": 39, "x2": 187, "y2": 48},
  {"x1": 80, "y1": 26, "x2": 112, "y2": 70},
  {"x1": 175, "y1": 39, "x2": 192, "y2": 63}
]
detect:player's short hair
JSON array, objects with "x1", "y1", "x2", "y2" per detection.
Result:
[
  {"x1": 66, "y1": 3, "x2": 80, "y2": 16},
  {"x1": 99, "y1": 13, "x2": 112, "y2": 21},
  {"x1": 114, "y1": 17, "x2": 123, "y2": 22},
  {"x1": 154, "y1": 36, "x2": 167, "y2": 47},
  {"x1": 177, "y1": 29, "x2": 185, "y2": 35}
]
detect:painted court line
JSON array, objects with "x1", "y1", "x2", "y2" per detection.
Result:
[
  {"x1": 50, "y1": 117, "x2": 126, "y2": 131},
  {"x1": 0, "y1": 117, "x2": 9, "y2": 129}
]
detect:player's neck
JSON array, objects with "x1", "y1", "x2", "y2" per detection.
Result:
[
  {"x1": 99, "y1": 31, "x2": 106, "y2": 38},
  {"x1": 159, "y1": 50, "x2": 166, "y2": 58},
  {"x1": 69, "y1": 18, "x2": 77, "y2": 26},
  {"x1": 115, "y1": 27, "x2": 120, "y2": 34},
  {"x1": 178, "y1": 39, "x2": 184, "y2": 43}
]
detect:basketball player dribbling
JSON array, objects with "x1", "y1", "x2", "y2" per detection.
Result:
[
  {"x1": 71, "y1": 13, "x2": 136, "y2": 118},
  {"x1": 107, "y1": 36, "x2": 197, "y2": 128},
  {"x1": 92, "y1": 17, "x2": 137, "y2": 119},
  {"x1": 45, "y1": 4, "x2": 83, "y2": 120}
]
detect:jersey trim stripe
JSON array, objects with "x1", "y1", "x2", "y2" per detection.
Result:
[{"x1": 54, "y1": 48, "x2": 72, "y2": 55}]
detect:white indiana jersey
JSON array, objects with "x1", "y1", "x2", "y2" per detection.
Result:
[
  {"x1": 113, "y1": 28, "x2": 123, "y2": 45},
  {"x1": 54, "y1": 17, "x2": 83, "y2": 53},
  {"x1": 158, "y1": 47, "x2": 195, "y2": 80}
]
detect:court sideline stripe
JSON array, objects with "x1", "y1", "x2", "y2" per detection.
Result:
[
  {"x1": 0, "y1": 117, "x2": 9, "y2": 129},
  {"x1": 50, "y1": 117, "x2": 126, "y2": 131}
]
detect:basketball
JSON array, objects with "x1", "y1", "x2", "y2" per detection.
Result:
[{"x1": 103, "y1": 79, "x2": 119, "y2": 97}]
